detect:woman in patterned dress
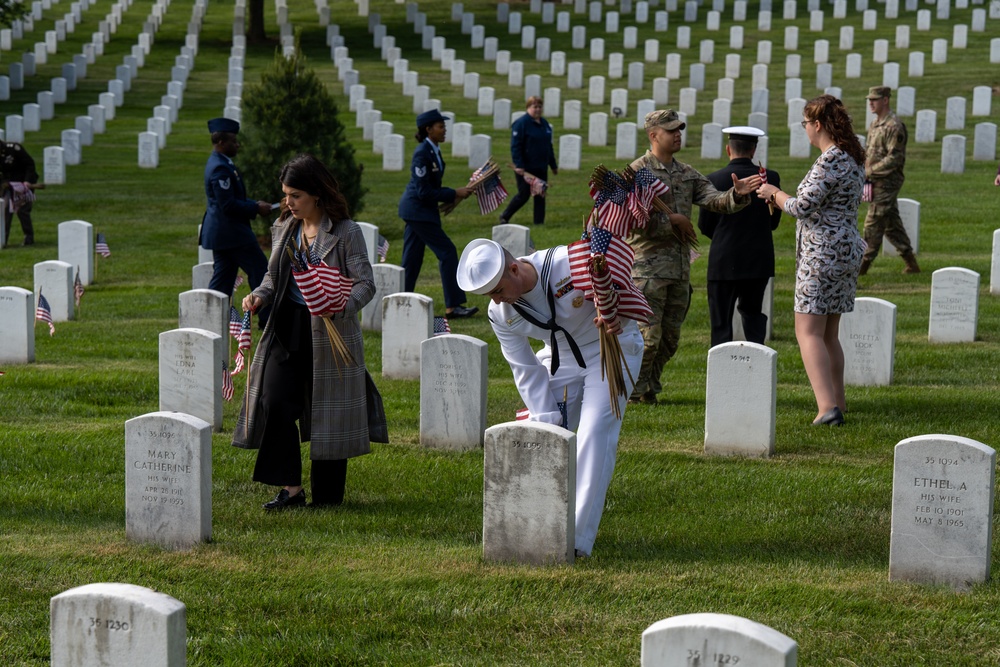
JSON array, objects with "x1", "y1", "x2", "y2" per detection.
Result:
[{"x1": 756, "y1": 95, "x2": 866, "y2": 426}]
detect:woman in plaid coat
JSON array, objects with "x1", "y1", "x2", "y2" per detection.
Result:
[{"x1": 233, "y1": 155, "x2": 384, "y2": 509}]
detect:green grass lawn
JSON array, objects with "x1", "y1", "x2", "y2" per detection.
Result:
[{"x1": 3, "y1": 0, "x2": 1000, "y2": 664}]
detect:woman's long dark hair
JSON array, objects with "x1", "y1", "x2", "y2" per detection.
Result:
[
  {"x1": 278, "y1": 154, "x2": 350, "y2": 224},
  {"x1": 804, "y1": 94, "x2": 866, "y2": 166}
]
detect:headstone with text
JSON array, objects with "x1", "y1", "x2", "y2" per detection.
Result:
[
  {"x1": 889, "y1": 435, "x2": 995, "y2": 590},
  {"x1": 483, "y1": 421, "x2": 576, "y2": 565},
  {"x1": 125, "y1": 411, "x2": 212, "y2": 549},
  {"x1": 420, "y1": 334, "x2": 488, "y2": 450},
  {"x1": 839, "y1": 297, "x2": 896, "y2": 386},
  {"x1": 50, "y1": 583, "x2": 186, "y2": 667},
  {"x1": 642, "y1": 613, "x2": 797, "y2": 666},
  {"x1": 704, "y1": 342, "x2": 776, "y2": 458},
  {"x1": 158, "y1": 327, "x2": 224, "y2": 430},
  {"x1": 382, "y1": 292, "x2": 433, "y2": 380}
]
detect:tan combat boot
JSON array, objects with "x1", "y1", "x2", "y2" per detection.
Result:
[{"x1": 901, "y1": 251, "x2": 921, "y2": 274}]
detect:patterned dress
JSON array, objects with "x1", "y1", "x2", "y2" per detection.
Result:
[{"x1": 784, "y1": 146, "x2": 866, "y2": 314}]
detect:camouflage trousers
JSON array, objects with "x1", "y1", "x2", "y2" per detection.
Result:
[
  {"x1": 863, "y1": 198, "x2": 913, "y2": 262},
  {"x1": 630, "y1": 277, "x2": 692, "y2": 399}
]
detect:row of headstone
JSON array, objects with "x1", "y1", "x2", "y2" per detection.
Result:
[{"x1": 47, "y1": 582, "x2": 810, "y2": 666}]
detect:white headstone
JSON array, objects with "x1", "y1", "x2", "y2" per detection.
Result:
[
  {"x1": 34, "y1": 260, "x2": 74, "y2": 322},
  {"x1": 642, "y1": 613, "x2": 798, "y2": 666},
  {"x1": 158, "y1": 327, "x2": 224, "y2": 430},
  {"x1": 420, "y1": 334, "x2": 488, "y2": 450},
  {"x1": 589, "y1": 112, "x2": 608, "y2": 146},
  {"x1": 889, "y1": 435, "x2": 995, "y2": 590},
  {"x1": 483, "y1": 421, "x2": 576, "y2": 565},
  {"x1": 469, "y1": 134, "x2": 491, "y2": 169},
  {"x1": 57, "y1": 219, "x2": 94, "y2": 285},
  {"x1": 382, "y1": 292, "x2": 433, "y2": 379},
  {"x1": 559, "y1": 134, "x2": 581, "y2": 170},
  {"x1": 50, "y1": 583, "x2": 186, "y2": 667},
  {"x1": 138, "y1": 132, "x2": 158, "y2": 168},
  {"x1": 881, "y1": 198, "x2": 919, "y2": 257},
  {"x1": 41, "y1": 145, "x2": 64, "y2": 185},
  {"x1": 492, "y1": 223, "x2": 534, "y2": 257},
  {"x1": 125, "y1": 411, "x2": 213, "y2": 549},
  {"x1": 178, "y1": 289, "x2": 229, "y2": 341},
  {"x1": 703, "y1": 342, "x2": 777, "y2": 458},
  {"x1": 840, "y1": 297, "x2": 896, "y2": 386},
  {"x1": 915, "y1": 109, "x2": 936, "y2": 143},
  {"x1": 615, "y1": 121, "x2": 637, "y2": 159},
  {"x1": 973, "y1": 123, "x2": 997, "y2": 162},
  {"x1": 0, "y1": 286, "x2": 35, "y2": 364},
  {"x1": 383, "y1": 134, "x2": 405, "y2": 171},
  {"x1": 928, "y1": 267, "x2": 979, "y2": 343},
  {"x1": 588, "y1": 75, "x2": 605, "y2": 105},
  {"x1": 940, "y1": 134, "x2": 965, "y2": 174},
  {"x1": 945, "y1": 96, "x2": 966, "y2": 130},
  {"x1": 361, "y1": 264, "x2": 405, "y2": 331}
]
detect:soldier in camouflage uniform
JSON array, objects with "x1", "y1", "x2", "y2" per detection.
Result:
[
  {"x1": 625, "y1": 110, "x2": 761, "y2": 404},
  {"x1": 860, "y1": 86, "x2": 919, "y2": 275}
]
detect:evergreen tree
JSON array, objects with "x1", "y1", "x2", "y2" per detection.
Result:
[
  {"x1": 1, "y1": 0, "x2": 29, "y2": 27},
  {"x1": 240, "y1": 45, "x2": 365, "y2": 234}
]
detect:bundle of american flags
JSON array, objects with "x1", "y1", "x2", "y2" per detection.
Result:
[
  {"x1": 285, "y1": 234, "x2": 355, "y2": 367},
  {"x1": 520, "y1": 169, "x2": 548, "y2": 197},
  {"x1": 377, "y1": 235, "x2": 390, "y2": 263},
  {"x1": 567, "y1": 227, "x2": 652, "y2": 325},
  {"x1": 441, "y1": 157, "x2": 509, "y2": 216}
]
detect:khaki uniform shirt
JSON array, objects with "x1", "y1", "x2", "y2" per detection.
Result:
[{"x1": 626, "y1": 150, "x2": 749, "y2": 281}]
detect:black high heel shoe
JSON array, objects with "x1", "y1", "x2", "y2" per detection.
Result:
[{"x1": 812, "y1": 406, "x2": 845, "y2": 426}]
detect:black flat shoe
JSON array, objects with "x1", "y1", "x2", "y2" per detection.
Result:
[
  {"x1": 812, "y1": 407, "x2": 845, "y2": 426},
  {"x1": 447, "y1": 305, "x2": 479, "y2": 318},
  {"x1": 263, "y1": 488, "x2": 306, "y2": 510}
]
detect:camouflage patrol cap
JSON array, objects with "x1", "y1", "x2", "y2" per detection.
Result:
[
  {"x1": 866, "y1": 86, "x2": 891, "y2": 100},
  {"x1": 644, "y1": 109, "x2": 686, "y2": 131}
]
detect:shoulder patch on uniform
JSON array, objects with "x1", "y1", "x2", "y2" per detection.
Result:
[
  {"x1": 415, "y1": 166, "x2": 426, "y2": 177},
  {"x1": 219, "y1": 178, "x2": 231, "y2": 190},
  {"x1": 506, "y1": 314, "x2": 524, "y2": 326},
  {"x1": 512, "y1": 131, "x2": 518, "y2": 136}
]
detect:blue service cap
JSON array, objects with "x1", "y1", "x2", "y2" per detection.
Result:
[
  {"x1": 208, "y1": 117, "x2": 240, "y2": 134},
  {"x1": 416, "y1": 109, "x2": 446, "y2": 130}
]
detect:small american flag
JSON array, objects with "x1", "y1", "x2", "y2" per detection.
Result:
[
  {"x1": 221, "y1": 361, "x2": 234, "y2": 401},
  {"x1": 36, "y1": 290, "x2": 55, "y2": 336},
  {"x1": 73, "y1": 269, "x2": 85, "y2": 308},
  {"x1": 95, "y1": 233, "x2": 111, "y2": 258},
  {"x1": 228, "y1": 306, "x2": 242, "y2": 339},
  {"x1": 433, "y1": 316, "x2": 451, "y2": 336},
  {"x1": 233, "y1": 275, "x2": 245, "y2": 291},
  {"x1": 377, "y1": 235, "x2": 389, "y2": 263}
]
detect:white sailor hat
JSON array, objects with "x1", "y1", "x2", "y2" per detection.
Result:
[
  {"x1": 722, "y1": 126, "x2": 766, "y2": 143},
  {"x1": 457, "y1": 239, "x2": 506, "y2": 295}
]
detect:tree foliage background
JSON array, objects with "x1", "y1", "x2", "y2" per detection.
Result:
[
  {"x1": 240, "y1": 45, "x2": 366, "y2": 235},
  {"x1": 1, "y1": 0, "x2": 29, "y2": 28}
]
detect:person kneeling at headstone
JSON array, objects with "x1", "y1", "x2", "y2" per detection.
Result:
[
  {"x1": 233, "y1": 155, "x2": 387, "y2": 510},
  {"x1": 457, "y1": 239, "x2": 644, "y2": 558}
]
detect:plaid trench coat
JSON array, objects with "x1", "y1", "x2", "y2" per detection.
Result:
[{"x1": 232, "y1": 215, "x2": 382, "y2": 460}]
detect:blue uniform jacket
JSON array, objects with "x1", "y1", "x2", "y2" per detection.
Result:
[
  {"x1": 510, "y1": 114, "x2": 557, "y2": 173},
  {"x1": 398, "y1": 139, "x2": 457, "y2": 224},
  {"x1": 200, "y1": 150, "x2": 260, "y2": 251}
]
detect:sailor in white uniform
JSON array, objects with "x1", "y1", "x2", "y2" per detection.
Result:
[{"x1": 457, "y1": 239, "x2": 644, "y2": 557}]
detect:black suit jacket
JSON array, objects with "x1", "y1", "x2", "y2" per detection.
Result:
[{"x1": 698, "y1": 157, "x2": 781, "y2": 281}]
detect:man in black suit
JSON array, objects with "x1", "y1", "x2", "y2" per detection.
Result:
[{"x1": 698, "y1": 127, "x2": 781, "y2": 347}]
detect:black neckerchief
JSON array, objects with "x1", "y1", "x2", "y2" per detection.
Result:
[{"x1": 510, "y1": 248, "x2": 586, "y2": 375}]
